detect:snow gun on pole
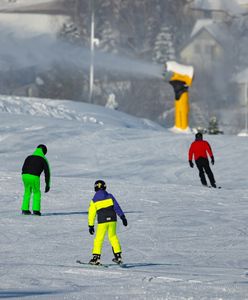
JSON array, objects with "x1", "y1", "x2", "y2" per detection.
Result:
[{"x1": 163, "y1": 61, "x2": 194, "y2": 131}]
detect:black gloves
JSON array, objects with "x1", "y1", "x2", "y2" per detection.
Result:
[
  {"x1": 189, "y1": 160, "x2": 194, "y2": 168},
  {"x1": 211, "y1": 156, "x2": 215, "y2": 165},
  {"x1": 89, "y1": 226, "x2": 95, "y2": 235},
  {"x1": 121, "y1": 215, "x2": 128, "y2": 226},
  {"x1": 45, "y1": 185, "x2": 50, "y2": 193}
]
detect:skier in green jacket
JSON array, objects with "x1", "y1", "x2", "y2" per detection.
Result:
[{"x1": 21, "y1": 144, "x2": 51, "y2": 216}]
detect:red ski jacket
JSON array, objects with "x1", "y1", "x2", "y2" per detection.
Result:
[{"x1": 188, "y1": 140, "x2": 213, "y2": 161}]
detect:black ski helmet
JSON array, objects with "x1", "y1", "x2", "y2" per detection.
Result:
[
  {"x1": 94, "y1": 180, "x2": 106, "y2": 191},
  {"x1": 195, "y1": 132, "x2": 203, "y2": 140},
  {"x1": 37, "y1": 144, "x2": 47, "y2": 155}
]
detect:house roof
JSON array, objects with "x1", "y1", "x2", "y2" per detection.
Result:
[
  {"x1": 191, "y1": 19, "x2": 214, "y2": 37},
  {"x1": 191, "y1": 19, "x2": 231, "y2": 48},
  {"x1": 0, "y1": 0, "x2": 70, "y2": 15},
  {"x1": 233, "y1": 68, "x2": 248, "y2": 83},
  {"x1": 237, "y1": 0, "x2": 248, "y2": 5},
  {"x1": 190, "y1": 0, "x2": 246, "y2": 16}
]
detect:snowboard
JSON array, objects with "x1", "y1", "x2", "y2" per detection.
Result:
[
  {"x1": 202, "y1": 185, "x2": 221, "y2": 189},
  {"x1": 76, "y1": 260, "x2": 127, "y2": 268},
  {"x1": 208, "y1": 186, "x2": 222, "y2": 189}
]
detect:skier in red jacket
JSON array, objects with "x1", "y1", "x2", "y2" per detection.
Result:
[{"x1": 188, "y1": 132, "x2": 217, "y2": 188}]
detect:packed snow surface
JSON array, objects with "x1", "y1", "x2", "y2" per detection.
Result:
[{"x1": 1, "y1": 95, "x2": 248, "y2": 299}]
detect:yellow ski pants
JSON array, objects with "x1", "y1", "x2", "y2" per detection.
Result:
[{"x1": 92, "y1": 221, "x2": 121, "y2": 255}]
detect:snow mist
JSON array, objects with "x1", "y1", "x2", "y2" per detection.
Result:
[{"x1": 0, "y1": 28, "x2": 162, "y2": 79}]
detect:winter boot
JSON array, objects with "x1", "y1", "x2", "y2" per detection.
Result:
[
  {"x1": 22, "y1": 210, "x2": 31, "y2": 215},
  {"x1": 33, "y1": 210, "x2": 41, "y2": 216},
  {"x1": 112, "y1": 252, "x2": 123, "y2": 264},
  {"x1": 89, "y1": 254, "x2": 101, "y2": 265}
]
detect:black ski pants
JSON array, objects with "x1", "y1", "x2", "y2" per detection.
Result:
[{"x1": 195, "y1": 157, "x2": 216, "y2": 187}]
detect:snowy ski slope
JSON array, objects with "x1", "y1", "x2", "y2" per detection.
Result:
[{"x1": 1, "y1": 95, "x2": 248, "y2": 299}]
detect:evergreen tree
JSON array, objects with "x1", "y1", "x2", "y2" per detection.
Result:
[
  {"x1": 99, "y1": 21, "x2": 119, "y2": 54},
  {"x1": 152, "y1": 24, "x2": 175, "y2": 64},
  {"x1": 208, "y1": 116, "x2": 223, "y2": 134},
  {"x1": 105, "y1": 93, "x2": 118, "y2": 109}
]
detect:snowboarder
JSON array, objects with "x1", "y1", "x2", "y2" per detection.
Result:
[
  {"x1": 188, "y1": 132, "x2": 217, "y2": 188},
  {"x1": 21, "y1": 144, "x2": 51, "y2": 216},
  {"x1": 88, "y1": 180, "x2": 128, "y2": 265}
]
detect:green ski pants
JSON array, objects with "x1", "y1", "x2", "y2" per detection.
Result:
[{"x1": 21, "y1": 174, "x2": 41, "y2": 211}]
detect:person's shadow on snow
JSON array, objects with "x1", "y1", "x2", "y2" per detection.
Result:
[
  {"x1": 42, "y1": 211, "x2": 88, "y2": 217},
  {"x1": 42, "y1": 211, "x2": 142, "y2": 217}
]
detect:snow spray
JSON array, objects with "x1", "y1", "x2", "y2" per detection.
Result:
[{"x1": 0, "y1": 27, "x2": 162, "y2": 79}]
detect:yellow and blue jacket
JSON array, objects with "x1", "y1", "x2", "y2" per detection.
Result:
[{"x1": 88, "y1": 190, "x2": 125, "y2": 225}]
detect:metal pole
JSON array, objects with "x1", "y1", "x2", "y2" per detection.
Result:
[
  {"x1": 245, "y1": 81, "x2": 248, "y2": 133},
  {"x1": 89, "y1": 0, "x2": 95, "y2": 103}
]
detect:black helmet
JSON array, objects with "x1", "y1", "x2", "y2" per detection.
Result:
[
  {"x1": 37, "y1": 144, "x2": 47, "y2": 155},
  {"x1": 195, "y1": 132, "x2": 203, "y2": 140},
  {"x1": 94, "y1": 180, "x2": 106, "y2": 191}
]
